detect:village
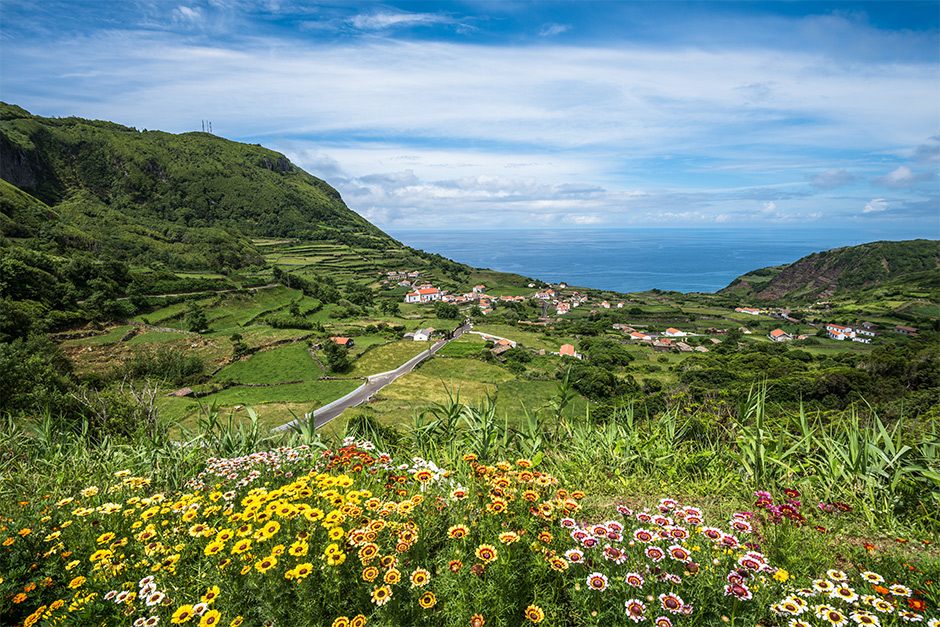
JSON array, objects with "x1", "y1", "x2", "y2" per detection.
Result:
[{"x1": 377, "y1": 270, "x2": 920, "y2": 361}]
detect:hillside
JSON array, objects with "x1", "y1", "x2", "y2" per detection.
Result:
[
  {"x1": 720, "y1": 239, "x2": 940, "y2": 301},
  {"x1": 0, "y1": 103, "x2": 390, "y2": 270}
]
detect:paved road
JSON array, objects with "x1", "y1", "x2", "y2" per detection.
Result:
[{"x1": 274, "y1": 322, "x2": 471, "y2": 432}]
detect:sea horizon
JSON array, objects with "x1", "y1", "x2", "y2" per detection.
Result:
[{"x1": 385, "y1": 227, "x2": 936, "y2": 295}]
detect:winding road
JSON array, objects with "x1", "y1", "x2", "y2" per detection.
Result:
[{"x1": 273, "y1": 322, "x2": 471, "y2": 432}]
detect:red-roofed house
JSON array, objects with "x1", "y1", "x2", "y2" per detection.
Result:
[
  {"x1": 663, "y1": 328, "x2": 687, "y2": 337},
  {"x1": 330, "y1": 336, "x2": 355, "y2": 347},
  {"x1": 768, "y1": 329, "x2": 792, "y2": 342},
  {"x1": 404, "y1": 286, "x2": 442, "y2": 303},
  {"x1": 559, "y1": 344, "x2": 581, "y2": 359}
]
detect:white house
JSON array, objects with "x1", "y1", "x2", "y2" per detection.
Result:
[
  {"x1": 413, "y1": 328, "x2": 435, "y2": 342},
  {"x1": 663, "y1": 328, "x2": 687, "y2": 337},
  {"x1": 404, "y1": 287, "x2": 442, "y2": 303}
]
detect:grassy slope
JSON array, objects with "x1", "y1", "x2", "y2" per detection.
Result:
[
  {"x1": 721, "y1": 239, "x2": 940, "y2": 302},
  {"x1": 0, "y1": 103, "x2": 391, "y2": 270}
]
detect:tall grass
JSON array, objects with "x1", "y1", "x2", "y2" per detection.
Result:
[{"x1": 1, "y1": 382, "x2": 937, "y2": 625}]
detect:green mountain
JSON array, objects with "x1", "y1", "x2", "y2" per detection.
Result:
[
  {"x1": 720, "y1": 239, "x2": 940, "y2": 301},
  {"x1": 0, "y1": 103, "x2": 390, "y2": 271}
]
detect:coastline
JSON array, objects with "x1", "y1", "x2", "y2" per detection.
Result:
[{"x1": 386, "y1": 227, "x2": 933, "y2": 294}]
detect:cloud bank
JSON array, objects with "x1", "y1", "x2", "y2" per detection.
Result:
[{"x1": 0, "y1": 1, "x2": 936, "y2": 231}]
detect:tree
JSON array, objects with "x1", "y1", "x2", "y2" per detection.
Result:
[
  {"x1": 379, "y1": 300, "x2": 400, "y2": 316},
  {"x1": 434, "y1": 300, "x2": 459, "y2": 320},
  {"x1": 322, "y1": 339, "x2": 349, "y2": 373},
  {"x1": 186, "y1": 302, "x2": 209, "y2": 333}
]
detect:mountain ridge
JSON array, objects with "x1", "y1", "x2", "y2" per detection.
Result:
[
  {"x1": 720, "y1": 239, "x2": 939, "y2": 301},
  {"x1": 0, "y1": 103, "x2": 389, "y2": 271}
]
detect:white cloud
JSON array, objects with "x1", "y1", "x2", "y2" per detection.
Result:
[
  {"x1": 873, "y1": 166, "x2": 934, "y2": 189},
  {"x1": 2, "y1": 20, "x2": 937, "y2": 230},
  {"x1": 539, "y1": 23, "x2": 570, "y2": 37},
  {"x1": 863, "y1": 198, "x2": 888, "y2": 213},
  {"x1": 349, "y1": 11, "x2": 452, "y2": 31},
  {"x1": 174, "y1": 6, "x2": 202, "y2": 22},
  {"x1": 808, "y1": 168, "x2": 858, "y2": 189},
  {"x1": 563, "y1": 214, "x2": 604, "y2": 225}
]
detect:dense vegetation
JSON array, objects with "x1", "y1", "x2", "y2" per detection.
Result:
[
  {"x1": 722, "y1": 239, "x2": 940, "y2": 301},
  {"x1": 0, "y1": 103, "x2": 390, "y2": 271},
  {"x1": 1, "y1": 389, "x2": 937, "y2": 625},
  {"x1": 0, "y1": 106, "x2": 938, "y2": 624}
]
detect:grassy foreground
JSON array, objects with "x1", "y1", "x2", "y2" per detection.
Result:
[{"x1": 1, "y1": 389, "x2": 938, "y2": 626}]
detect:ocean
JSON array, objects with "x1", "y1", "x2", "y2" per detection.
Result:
[{"x1": 386, "y1": 227, "x2": 932, "y2": 294}]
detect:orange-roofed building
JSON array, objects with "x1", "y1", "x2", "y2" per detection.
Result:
[
  {"x1": 404, "y1": 286, "x2": 442, "y2": 303},
  {"x1": 768, "y1": 329, "x2": 792, "y2": 342}
]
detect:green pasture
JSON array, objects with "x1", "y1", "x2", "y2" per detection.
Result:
[
  {"x1": 135, "y1": 301, "x2": 190, "y2": 326},
  {"x1": 203, "y1": 288, "x2": 310, "y2": 329},
  {"x1": 68, "y1": 325, "x2": 135, "y2": 345},
  {"x1": 344, "y1": 341, "x2": 429, "y2": 377},
  {"x1": 161, "y1": 379, "x2": 362, "y2": 429},
  {"x1": 914, "y1": 304, "x2": 940, "y2": 317},
  {"x1": 126, "y1": 330, "x2": 193, "y2": 344},
  {"x1": 495, "y1": 379, "x2": 592, "y2": 419},
  {"x1": 679, "y1": 306, "x2": 733, "y2": 316},
  {"x1": 173, "y1": 271, "x2": 227, "y2": 279},
  {"x1": 417, "y1": 355, "x2": 518, "y2": 384},
  {"x1": 342, "y1": 334, "x2": 391, "y2": 353},
  {"x1": 230, "y1": 327, "x2": 313, "y2": 343},
  {"x1": 469, "y1": 323, "x2": 576, "y2": 352},
  {"x1": 333, "y1": 357, "x2": 591, "y2": 433},
  {"x1": 376, "y1": 360, "x2": 503, "y2": 407},
  {"x1": 204, "y1": 379, "x2": 360, "y2": 407},
  {"x1": 215, "y1": 343, "x2": 320, "y2": 384},
  {"x1": 252, "y1": 237, "x2": 300, "y2": 246},
  {"x1": 726, "y1": 312, "x2": 776, "y2": 323},
  {"x1": 436, "y1": 337, "x2": 486, "y2": 358}
]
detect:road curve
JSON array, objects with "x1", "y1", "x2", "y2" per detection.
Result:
[{"x1": 274, "y1": 322, "x2": 470, "y2": 433}]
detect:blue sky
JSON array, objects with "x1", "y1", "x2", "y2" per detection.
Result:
[{"x1": 1, "y1": 1, "x2": 938, "y2": 234}]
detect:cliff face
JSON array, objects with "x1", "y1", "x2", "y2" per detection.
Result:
[
  {"x1": 720, "y1": 240, "x2": 940, "y2": 301},
  {"x1": 0, "y1": 132, "x2": 54, "y2": 193}
]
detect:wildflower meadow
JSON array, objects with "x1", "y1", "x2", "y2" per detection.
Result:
[{"x1": 1, "y1": 389, "x2": 938, "y2": 626}]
